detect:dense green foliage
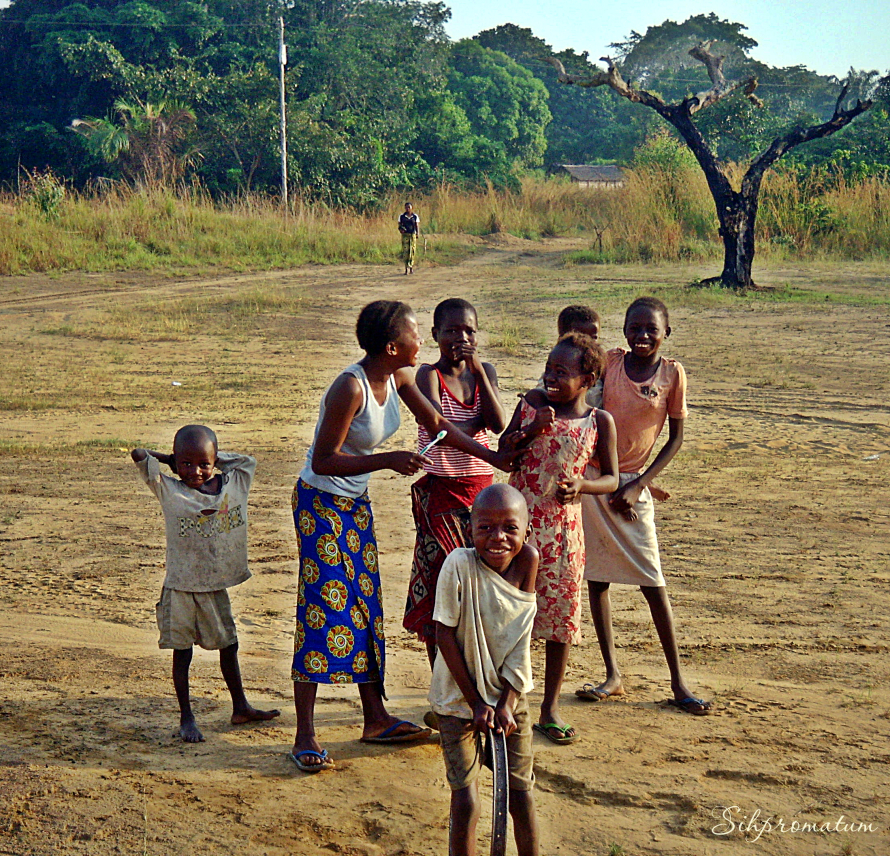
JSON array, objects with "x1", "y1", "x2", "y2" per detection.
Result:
[{"x1": 0, "y1": 3, "x2": 886, "y2": 204}]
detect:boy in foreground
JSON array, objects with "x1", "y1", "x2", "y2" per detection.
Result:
[
  {"x1": 430, "y1": 483, "x2": 540, "y2": 856},
  {"x1": 132, "y1": 425, "x2": 279, "y2": 742}
]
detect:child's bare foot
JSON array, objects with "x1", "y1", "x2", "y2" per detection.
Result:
[
  {"x1": 231, "y1": 705, "x2": 281, "y2": 725},
  {"x1": 575, "y1": 677, "x2": 625, "y2": 701},
  {"x1": 649, "y1": 484, "x2": 670, "y2": 502},
  {"x1": 180, "y1": 718, "x2": 205, "y2": 743},
  {"x1": 620, "y1": 507, "x2": 639, "y2": 522}
]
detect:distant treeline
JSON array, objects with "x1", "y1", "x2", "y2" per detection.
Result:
[{"x1": 1, "y1": 3, "x2": 888, "y2": 205}]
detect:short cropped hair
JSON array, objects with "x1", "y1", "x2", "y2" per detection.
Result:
[
  {"x1": 173, "y1": 424, "x2": 218, "y2": 454},
  {"x1": 356, "y1": 300, "x2": 414, "y2": 355},
  {"x1": 433, "y1": 297, "x2": 477, "y2": 328},
  {"x1": 554, "y1": 332, "x2": 606, "y2": 381},
  {"x1": 625, "y1": 296, "x2": 669, "y2": 327},
  {"x1": 557, "y1": 305, "x2": 600, "y2": 336}
]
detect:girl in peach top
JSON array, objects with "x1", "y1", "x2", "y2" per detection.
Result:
[{"x1": 578, "y1": 297, "x2": 712, "y2": 716}]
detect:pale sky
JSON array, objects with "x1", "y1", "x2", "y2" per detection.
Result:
[
  {"x1": 1, "y1": 1, "x2": 887, "y2": 78},
  {"x1": 444, "y1": 1, "x2": 890, "y2": 78}
]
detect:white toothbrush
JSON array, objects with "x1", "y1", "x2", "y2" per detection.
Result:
[{"x1": 419, "y1": 430, "x2": 447, "y2": 456}]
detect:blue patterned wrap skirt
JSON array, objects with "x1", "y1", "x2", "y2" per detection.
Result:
[{"x1": 291, "y1": 479, "x2": 385, "y2": 685}]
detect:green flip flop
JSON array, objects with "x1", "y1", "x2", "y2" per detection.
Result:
[{"x1": 533, "y1": 722, "x2": 578, "y2": 745}]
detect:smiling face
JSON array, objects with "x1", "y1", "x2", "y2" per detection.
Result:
[
  {"x1": 624, "y1": 305, "x2": 669, "y2": 361},
  {"x1": 471, "y1": 488, "x2": 529, "y2": 573},
  {"x1": 173, "y1": 435, "x2": 218, "y2": 490},
  {"x1": 542, "y1": 342, "x2": 592, "y2": 403},
  {"x1": 389, "y1": 312, "x2": 423, "y2": 367},
  {"x1": 432, "y1": 306, "x2": 478, "y2": 363}
]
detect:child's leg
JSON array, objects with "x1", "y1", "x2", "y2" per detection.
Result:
[
  {"x1": 640, "y1": 585, "x2": 708, "y2": 710},
  {"x1": 449, "y1": 783, "x2": 480, "y2": 856},
  {"x1": 357, "y1": 681, "x2": 429, "y2": 740},
  {"x1": 509, "y1": 789, "x2": 539, "y2": 856},
  {"x1": 586, "y1": 580, "x2": 624, "y2": 696},
  {"x1": 218, "y1": 642, "x2": 280, "y2": 724},
  {"x1": 172, "y1": 647, "x2": 203, "y2": 743},
  {"x1": 539, "y1": 640, "x2": 573, "y2": 736}
]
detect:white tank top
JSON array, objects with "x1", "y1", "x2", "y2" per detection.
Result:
[{"x1": 301, "y1": 364, "x2": 401, "y2": 498}]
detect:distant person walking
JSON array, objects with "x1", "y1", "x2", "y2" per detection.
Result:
[{"x1": 398, "y1": 202, "x2": 421, "y2": 274}]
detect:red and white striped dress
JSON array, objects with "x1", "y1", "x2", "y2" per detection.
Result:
[
  {"x1": 417, "y1": 368, "x2": 492, "y2": 476},
  {"x1": 405, "y1": 367, "x2": 494, "y2": 641}
]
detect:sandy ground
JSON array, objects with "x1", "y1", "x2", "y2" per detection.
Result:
[{"x1": 0, "y1": 245, "x2": 888, "y2": 855}]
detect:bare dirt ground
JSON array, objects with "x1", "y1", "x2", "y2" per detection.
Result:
[{"x1": 1, "y1": 246, "x2": 888, "y2": 856}]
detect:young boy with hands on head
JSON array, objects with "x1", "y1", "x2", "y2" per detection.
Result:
[
  {"x1": 430, "y1": 483, "x2": 540, "y2": 856},
  {"x1": 131, "y1": 425, "x2": 279, "y2": 743}
]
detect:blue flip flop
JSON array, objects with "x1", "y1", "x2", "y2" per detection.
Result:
[
  {"x1": 360, "y1": 719, "x2": 431, "y2": 744},
  {"x1": 288, "y1": 749, "x2": 334, "y2": 772},
  {"x1": 666, "y1": 697, "x2": 713, "y2": 716}
]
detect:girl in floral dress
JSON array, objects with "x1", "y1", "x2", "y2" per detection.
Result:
[{"x1": 502, "y1": 333, "x2": 619, "y2": 744}]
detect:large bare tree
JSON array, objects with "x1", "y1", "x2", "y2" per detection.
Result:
[{"x1": 549, "y1": 45, "x2": 875, "y2": 288}]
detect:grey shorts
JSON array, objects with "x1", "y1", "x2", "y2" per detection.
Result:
[
  {"x1": 437, "y1": 696, "x2": 534, "y2": 792},
  {"x1": 156, "y1": 587, "x2": 238, "y2": 650}
]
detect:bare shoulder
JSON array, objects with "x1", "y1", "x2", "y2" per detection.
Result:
[
  {"x1": 481, "y1": 361, "x2": 499, "y2": 383},
  {"x1": 514, "y1": 542, "x2": 539, "y2": 593},
  {"x1": 594, "y1": 408, "x2": 616, "y2": 431},
  {"x1": 323, "y1": 372, "x2": 363, "y2": 414},
  {"x1": 393, "y1": 366, "x2": 418, "y2": 390},
  {"x1": 523, "y1": 388, "x2": 548, "y2": 408},
  {"x1": 414, "y1": 363, "x2": 438, "y2": 395}
]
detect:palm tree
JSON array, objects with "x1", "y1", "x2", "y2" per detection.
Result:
[{"x1": 72, "y1": 98, "x2": 200, "y2": 187}]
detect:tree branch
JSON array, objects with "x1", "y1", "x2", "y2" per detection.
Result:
[
  {"x1": 546, "y1": 56, "x2": 667, "y2": 112},
  {"x1": 685, "y1": 41, "x2": 760, "y2": 114},
  {"x1": 745, "y1": 93, "x2": 873, "y2": 192}
]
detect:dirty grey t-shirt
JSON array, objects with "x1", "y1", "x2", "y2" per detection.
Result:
[{"x1": 135, "y1": 452, "x2": 255, "y2": 592}]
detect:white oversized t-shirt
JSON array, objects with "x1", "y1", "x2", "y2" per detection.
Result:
[
  {"x1": 429, "y1": 547, "x2": 536, "y2": 719},
  {"x1": 135, "y1": 451, "x2": 255, "y2": 592}
]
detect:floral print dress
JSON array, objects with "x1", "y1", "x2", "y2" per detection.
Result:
[{"x1": 509, "y1": 399, "x2": 598, "y2": 644}]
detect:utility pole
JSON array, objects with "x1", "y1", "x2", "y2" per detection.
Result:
[{"x1": 278, "y1": 15, "x2": 288, "y2": 210}]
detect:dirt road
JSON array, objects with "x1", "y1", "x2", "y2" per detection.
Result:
[{"x1": 1, "y1": 249, "x2": 888, "y2": 855}]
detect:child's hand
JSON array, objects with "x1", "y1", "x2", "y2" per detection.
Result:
[
  {"x1": 453, "y1": 342, "x2": 483, "y2": 374},
  {"x1": 532, "y1": 406, "x2": 555, "y2": 432},
  {"x1": 499, "y1": 430, "x2": 524, "y2": 453},
  {"x1": 489, "y1": 448, "x2": 523, "y2": 473},
  {"x1": 472, "y1": 701, "x2": 496, "y2": 733},
  {"x1": 556, "y1": 476, "x2": 583, "y2": 504},
  {"x1": 493, "y1": 703, "x2": 517, "y2": 737},
  {"x1": 609, "y1": 478, "x2": 643, "y2": 514},
  {"x1": 388, "y1": 451, "x2": 433, "y2": 476}
]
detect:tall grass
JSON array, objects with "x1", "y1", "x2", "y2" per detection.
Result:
[{"x1": 2, "y1": 166, "x2": 888, "y2": 276}]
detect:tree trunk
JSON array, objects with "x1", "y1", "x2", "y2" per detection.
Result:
[{"x1": 716, "y1": 191, "x2": 758, "y2": 289}]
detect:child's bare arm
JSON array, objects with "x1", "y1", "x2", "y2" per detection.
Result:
[
  {"x1": 435, "y1": 622, "x2": 494, "y2": 732},
  {"x1": 499, "y1": 392, "x2": 553, "y2": 453},
  {"x1": 461, "y1": 358, "x2": 506, "y2": 433},
  {"x1": 610, "y1": 417, "x2": 683, "y2": 514}
]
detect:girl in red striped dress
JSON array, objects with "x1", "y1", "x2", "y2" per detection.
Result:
[{"x1": 403, "y1": 298, "x2": 507, "y2": 665}]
